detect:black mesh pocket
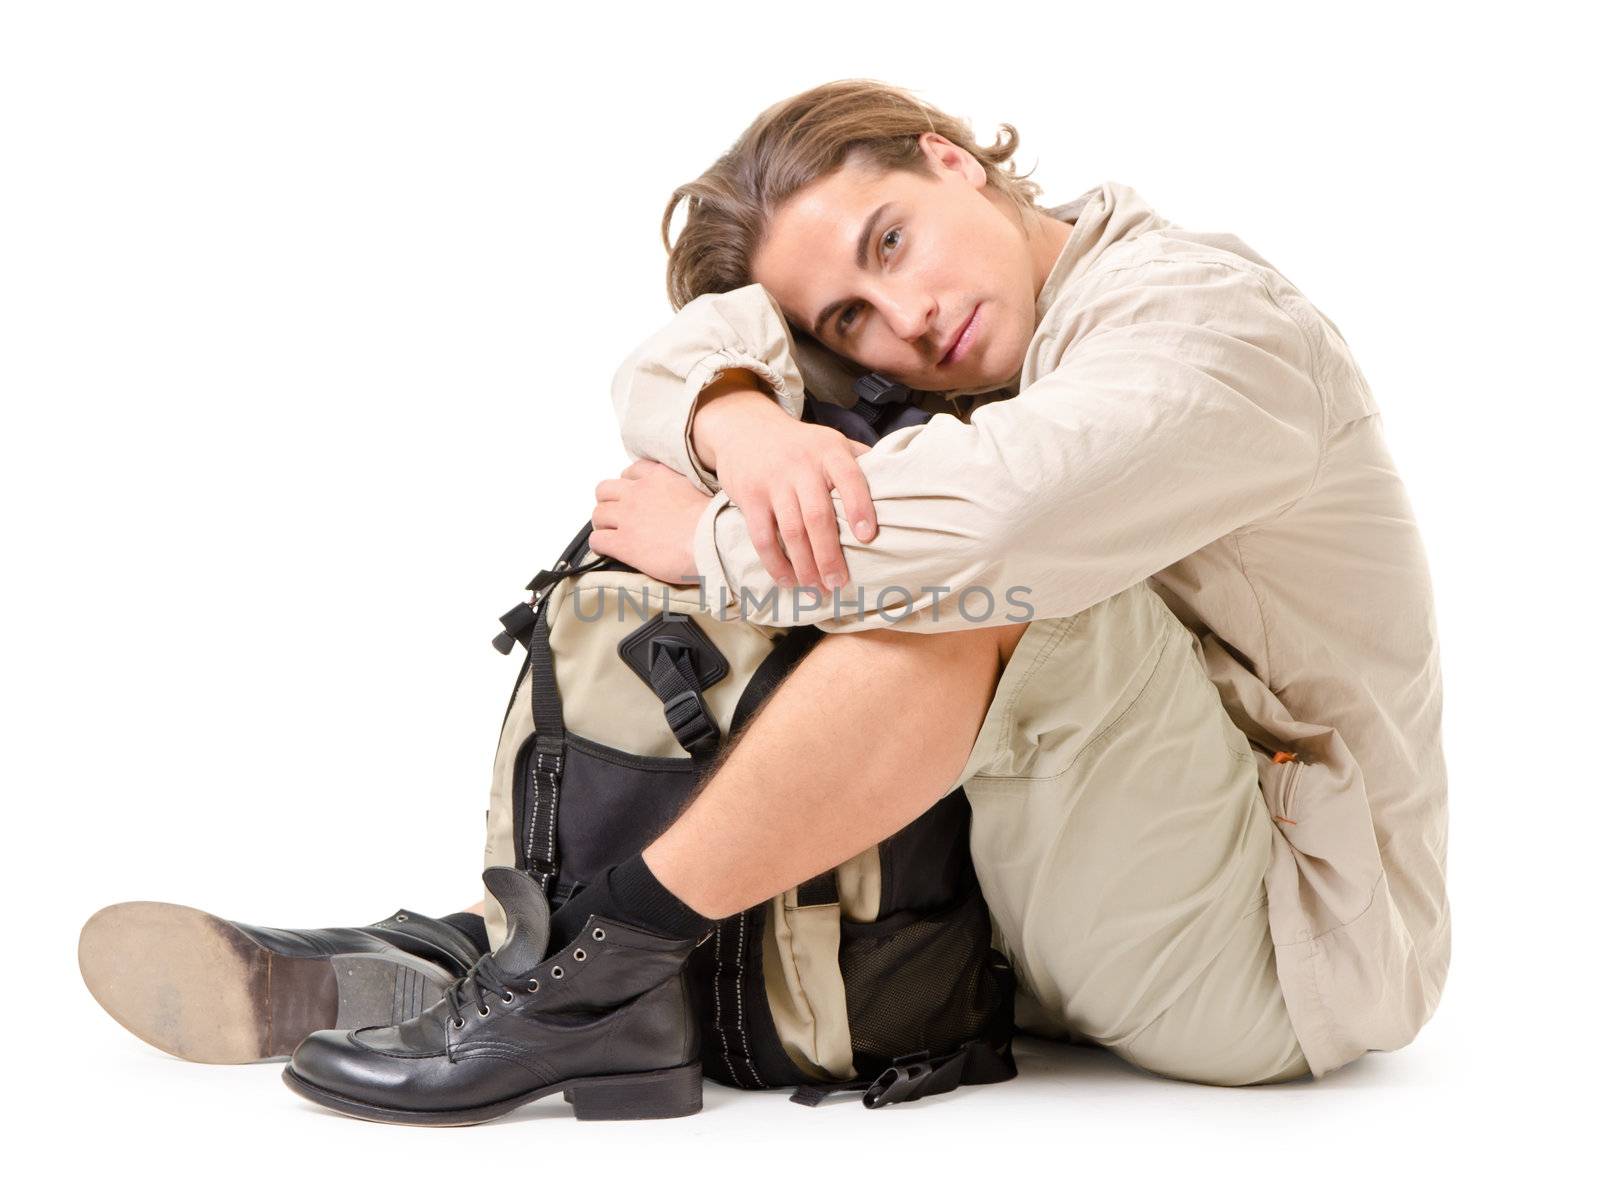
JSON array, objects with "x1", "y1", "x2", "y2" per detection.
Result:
[
  {"x1": 512, "y1": 731, "x2": 700, "y2": 903},
  {"x1": 554, "y1": 734, "x2": 701, "y2": 892},
  {"x1": 838, "y1": 880, "x2": 1015, "y2": 1071}
]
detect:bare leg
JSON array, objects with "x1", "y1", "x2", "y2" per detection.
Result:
[{"x1": 645, "y1": 620, "x2": 1029, "y2": 920}]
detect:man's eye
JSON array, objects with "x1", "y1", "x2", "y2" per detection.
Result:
[{"x1": 837, "y1": 227, "x2": 902, "y2": 337}]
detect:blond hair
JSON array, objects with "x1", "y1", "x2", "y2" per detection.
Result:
[{"x1": 661, "y1": 79, "x2": 1047, "y2": 312}]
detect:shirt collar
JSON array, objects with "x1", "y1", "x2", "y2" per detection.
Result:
[
  {"x1": 1035, "y1": 180, "x2": 1171, "y2": 326},
  {"x1": 945, "y1": 180, "x2": 1168, "y2": 405}
]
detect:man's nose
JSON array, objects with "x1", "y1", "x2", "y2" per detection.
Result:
[{"x1": 873, "y1": 283, "x2": 937, "y2": 346}]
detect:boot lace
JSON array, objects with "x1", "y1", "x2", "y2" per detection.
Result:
[{"x1": 443, "y1": 953, "x2": 521, "y2": 1029}]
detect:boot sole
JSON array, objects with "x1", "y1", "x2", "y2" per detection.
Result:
[
  {"x1": 78, "y1": 901, "x2": 454, "y2": 1064},
  {"x1": 281, "y1": 1060, "x2": 704, "y2": 1125}
]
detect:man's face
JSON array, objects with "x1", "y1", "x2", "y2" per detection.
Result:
[{"x1": 750, "y1": 134, "x2": 1042, "y2": 394}]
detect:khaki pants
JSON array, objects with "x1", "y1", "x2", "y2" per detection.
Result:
[{"x1": 952, "y1": 582, "x2": 1310, "y2": 1086}]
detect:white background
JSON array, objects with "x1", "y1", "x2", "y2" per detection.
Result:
[{"x1": 4, "y1": 1, "x2": 1593, "y2": 1191}]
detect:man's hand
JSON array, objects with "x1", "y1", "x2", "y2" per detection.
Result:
[
  {"x1": 693, "y1": 383, "x2": 878, "y2": 590},
  {"x1": 589, "y1": 460, "x2": 709, "y2": 585}
]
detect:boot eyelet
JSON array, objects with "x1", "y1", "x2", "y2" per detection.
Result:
[
  {"x1": 395, "y1": 913, "x2": 409, "y2": 921},
  {"x1": 573, "y1": 948, "x2": 587, "y2": 962},
  {"x1": 592, "y1": 928, "x2": 606, "y2": 941},
  {"x1": 501, "y1": 992, "x2": 514, "y2": 1004},
  {"x1": 527, "y1": 979, "x2": 540, "y2": 994},
  {"x1": 451, "y1": 1017, "x2": 465, "y2": 1029},
  {"x1": 550, "y1": 965, "x2": 565, "y2": 979},
  {"x1": 477, "y1": 1004, "x2": 491, "y2": 1017}
]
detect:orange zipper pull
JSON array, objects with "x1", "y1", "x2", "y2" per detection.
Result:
[{"x1": 1272, "y1": 750, "x2": 1299, "y2": 764}]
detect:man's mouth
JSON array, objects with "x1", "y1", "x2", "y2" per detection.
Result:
[{"x1": 938, "y1": 305, "x2": 981, "y2": 367}]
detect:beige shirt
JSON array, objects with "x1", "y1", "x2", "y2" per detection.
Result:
[{"x1": 609, "y1": 181, "x2": 1450, "y2": 1076}]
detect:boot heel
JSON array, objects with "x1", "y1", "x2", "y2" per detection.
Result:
[
  {"x1": 564, "y1": 1062, "x2": 703, "y2": 1121},
  {"x1": 329, "y1": 951, "x2": 453, "y2": 1028}
]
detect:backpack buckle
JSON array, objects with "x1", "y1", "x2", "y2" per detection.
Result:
[
  {"x1": 863, "y1": 1050, "x2": 934, "y2": 1108},
  {"x1": 491, "y1": 602, "x2": 540, "y2": 655},
  {"x1": 662, "y1": 689, "x2": 719, "y2": 756}
]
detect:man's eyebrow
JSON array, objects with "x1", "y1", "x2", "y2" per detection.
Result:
[{"x1": 810, "y1": 202, "x2": 892, "y2": 340}]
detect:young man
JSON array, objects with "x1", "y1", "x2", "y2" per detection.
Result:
[{"x1": 81, "y1": 81, "x2": 1449, "y2": 1123}]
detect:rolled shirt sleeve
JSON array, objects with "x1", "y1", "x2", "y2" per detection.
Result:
[
  {"x1": 690, "y1": 257, "x2": 1328, "y2": 633},
  {"x1": 609, "y1": 283, "x2": 809, "y2": 495}
]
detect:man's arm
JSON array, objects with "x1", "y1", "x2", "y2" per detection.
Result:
[
  {"x1": 609, "y1": 284, "x2": 808, "y2": 494},
  {"x1": 691, "y1": 257, "x2": 1328, "y2": 633},
  {"x1": 687, "y1": 369, "x2": 775, "y2": 475},
  {"x1": 606, "y1": 283, "x2": 880, "y2": 590}
]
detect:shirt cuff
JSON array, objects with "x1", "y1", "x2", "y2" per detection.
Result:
[
  {"x1": 682, "y1": 350, "x2": 804, "y2": 493},
  {"x1": 691, "y1": 488, "x2": 740, "y2": 616}
]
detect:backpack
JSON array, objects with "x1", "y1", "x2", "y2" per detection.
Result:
[{"x1": 480, "y1": 373, "x2": 1018, "y2": 1109}]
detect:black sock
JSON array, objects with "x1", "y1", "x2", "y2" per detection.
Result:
[
  {"x1": 548, "y1": 853, "x2": 714, "y2": 950},
  {"x1": 438, "y1": 911, "x2": 491, "y2": 956}
]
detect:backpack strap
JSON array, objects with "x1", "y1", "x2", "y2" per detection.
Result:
[
  {"x1": 646, "y1": 637, "x2": 721, "y2": 761},
  {"x1": 788, "y1": 1036, "x2": 1019, "y2": 1109},
  {"x1": 729, "y1": 625, "x2": 823, "y2": 735},
  {"x1": 521, "y1": 597, "x2": 567, "y2": 897},
  {"x1": 615, "y1": 611, "x2": 731, "y2": 762},
  {"x1": 492, "y1": 519, "x2": 646, "y2": 893},
  {"x1": 492, "y1": 522, "x2": 614, "y2": 656}
]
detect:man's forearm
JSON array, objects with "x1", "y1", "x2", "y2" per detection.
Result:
[{"x1": 689, "y1": 368, "x2": 776, "y2": 474}]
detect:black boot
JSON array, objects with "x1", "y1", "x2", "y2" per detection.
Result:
[
  {"x1": 282, "y1": 867, "x2": 706, "y2": 1125},
  {"x1": 78, "y1": 900, "x2": 483, "y2": 1064}
]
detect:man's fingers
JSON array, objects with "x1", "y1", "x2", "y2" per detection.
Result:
[
  {"x1": 826, "y1": 452, "x2": 876, "y2": 543},
  {"x1": 743, "y1": 499, "x2": 795, "y2": 588},
  {"x1": 771, "y1": 490, "x2": 821, "y2": 590},
  {"x1": 796, "y1": 473, "x2": 848, "y2": 587},
  {"x1": 594, "y1": 478, "x2": 624, "y2": 502},
  {"x1": 590, "y1": 498, "x2": 621, "y2": 530}
]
